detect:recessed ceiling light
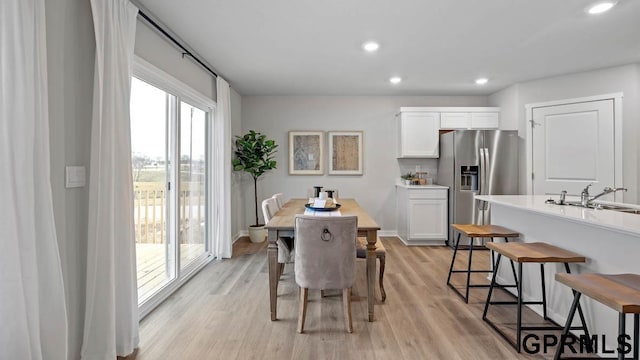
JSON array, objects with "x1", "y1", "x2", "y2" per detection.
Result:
[
  {"x1": 586, "y1": 1, "x2": 617, "y2": 14},
  {"x1": 363, "y1": 41, "x2": 379, "y2": 52},
  {"x1": 475, "y1": 78, "x2": 489, "y2": 85},
  {"x1": 389, "y1": 76, "x2": 402, "y2": 84}
]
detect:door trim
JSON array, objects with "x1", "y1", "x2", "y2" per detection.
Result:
[{"x1": 525, "y1": 93, "x2": 624, "y2": 202}]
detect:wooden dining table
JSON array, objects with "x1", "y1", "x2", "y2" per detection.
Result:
[{"x1": 264, "y1": 198, "x2": 381, "y2": 322}]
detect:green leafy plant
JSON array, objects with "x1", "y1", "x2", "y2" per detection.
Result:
[
  {"x1": 401, "y1": 172, "x2": 415, "y2": 180},
  {"x1": 232, "y1": 130, "x2": 278, "y2": 227}
]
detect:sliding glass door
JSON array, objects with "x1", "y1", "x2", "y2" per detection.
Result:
[
  {"x1": 179, "y1": 102, "x2": 208, "y2": 270},
  {"x1": 130, "y1": 71, "x2": 212, "y2": 311},
  {"x1": 130, "y1": 77, "x2": 175, "y2": 304}
]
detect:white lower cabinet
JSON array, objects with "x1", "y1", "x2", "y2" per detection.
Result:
[{"x1": 396, "y1": 185, "x2": 448, "y2": 245}]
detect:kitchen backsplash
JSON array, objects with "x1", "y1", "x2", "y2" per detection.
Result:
[{"x1": 398, "y1": 158, "x2": 438, "y2": 182}]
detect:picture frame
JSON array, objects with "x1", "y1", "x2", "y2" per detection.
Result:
[
  {"x1": 328, "y1": 131, "x2": 363, "y2": 175},
  {"x1": 288, "y1": 131, "x2": 324, "y2": 175}
]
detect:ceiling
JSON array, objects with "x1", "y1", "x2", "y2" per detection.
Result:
[{"x1": 137, "y1": 0, "x2": 640, "y2": 96}]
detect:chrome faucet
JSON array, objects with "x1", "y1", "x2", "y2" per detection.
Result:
[
  {"x1": 559, "y1": 190, "x2": 567, "y2": 205},
  {"x1": 580, "y1": 184, "x2": 592, "y2": 206},
  {"x1": 587, "y1": 186, "x2": 628, "y2": 206}
]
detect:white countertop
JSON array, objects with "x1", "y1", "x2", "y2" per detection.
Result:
[
  {"x1": 476, "y1": 195, "x2": 640, "y2": 236},
  {"x1": 396, "y1": 182, "x2": 449, "y2": 189}
]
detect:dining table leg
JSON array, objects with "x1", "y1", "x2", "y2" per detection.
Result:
[
  {"x1": 366, "y1": 230, "x2": 377, "y2": 322},
  {"x1": 268, "y1": 229, "x2": 279, "y2": 321}
]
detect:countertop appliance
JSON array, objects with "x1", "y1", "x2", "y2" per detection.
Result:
[{"x1": 437, "y1": 130, "x2": 518, "y2": 245}]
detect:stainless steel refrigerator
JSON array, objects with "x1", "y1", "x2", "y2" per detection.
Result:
[{"x1": 437, "y1": 130, "x2": 519, "y2": 245}]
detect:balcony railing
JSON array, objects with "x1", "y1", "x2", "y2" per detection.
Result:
[
  {"x1": 134, "y1": 181, "x2": 206, "y2": 303},
  {"x1": 133, "y1": 181, "x2": 205, "y2": 244}
]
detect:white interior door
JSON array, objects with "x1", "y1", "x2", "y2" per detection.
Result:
[{"x1": 532, "y1": 99, "x2": 615, "y2": 197}]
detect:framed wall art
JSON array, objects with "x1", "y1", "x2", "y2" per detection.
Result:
[
  {"x1": 288, "y1": 131, "x2": 324, "y2": 175},
  {"x1": 328, "y1": 131, "x2": 363, "y2": 175}
]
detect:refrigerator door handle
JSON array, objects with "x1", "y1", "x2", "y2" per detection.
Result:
[
  {"x1": 479, "y1": 148, "x2": 484, "y2": 195},
  {"x1": 484, "y1": 147, "x2": 490, "y2": 195},
  {"x1": 478, "y1": 148, "x2": 489, "y2": 211},
  {"x1": 477, "y1": 148, "x2": 484, "y2": 207}
]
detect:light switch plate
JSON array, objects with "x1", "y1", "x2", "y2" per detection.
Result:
[{"x1": 65, "y1": 166, "x2": 86, "y2": 188}]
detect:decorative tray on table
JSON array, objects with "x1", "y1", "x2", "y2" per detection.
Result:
[{"x1": 305, "y1": 199, "x2": 341, "y2": 212}]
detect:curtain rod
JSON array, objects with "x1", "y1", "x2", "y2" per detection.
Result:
[{"x1": 134, "y1": 3, "x2": 219, "y2": 79}]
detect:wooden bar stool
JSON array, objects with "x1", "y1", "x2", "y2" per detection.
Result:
[
  {"x1": 554, "y1": 273, "x2": 640, "y2": 360},
  {"x1": 446, "y1": 224, "x2": 520, "y2": 303},
  {"x1": 483, "y1": 242, "x2": 590, "y2": 353}
]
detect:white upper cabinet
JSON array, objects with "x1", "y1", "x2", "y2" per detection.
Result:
[
  {"x1": 439, "y1": 107, "x2": 500, "y2": 129},
  {"x1": 398, "y1": 110, "x2": 440, "y2": 158},
  {"x1": 471, "y1": 112, "x2": 499, "y2": 128},
  {"x1": 440, "y1": 112, "x2": 470, "y2": 129},
  {"x1": 398, "y1": 107, "x2": 500, "y2": 158}
]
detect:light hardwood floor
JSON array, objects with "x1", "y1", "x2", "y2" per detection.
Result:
[{"x1": 136, "y1": 237, "x2": 568, "y2": 359}]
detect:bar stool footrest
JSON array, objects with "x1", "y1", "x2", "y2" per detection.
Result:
[
  {"x1": 449, "y1": 281, "x2": 517, "y2": 302},
  {"x1": 521, "y1": 325, "x2": 586, "y2": 331},
  {"x1": 489, "y1": 300, "x2": 545, "y2": 305},
  {"x1": 454, "y1": 246, "x2": 491, "y2": 251}
]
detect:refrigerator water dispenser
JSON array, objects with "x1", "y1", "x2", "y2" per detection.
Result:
[{"x1": 460, "y1": 166, "x2": 478, "y2": 191}]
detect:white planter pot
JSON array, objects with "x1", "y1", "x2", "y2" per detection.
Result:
[{"x1": 248, "y1": 225, "x2": 266, "y2": 243}]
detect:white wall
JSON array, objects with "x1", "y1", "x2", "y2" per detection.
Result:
[
  {"x1": 489, "y1": 63, "x2": 640, "y2": 203},
  {"x1": 45, "y1": 0, "x2": 94, "y2": 357},
  {"x1": 490, "y1": 84, "x2": 520, "y2": 131},
  {"x1": 240, "y1": 95, "x2": 489, "y2": 233}
]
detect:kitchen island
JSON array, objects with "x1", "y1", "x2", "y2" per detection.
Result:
[{"x1": 476, "y1": 195, "x2": 640, "y2": 354}]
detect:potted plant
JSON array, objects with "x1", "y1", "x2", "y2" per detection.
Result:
[
  {"x1": 401, "y1": 172, "x2": 415, "y2": 185},
  {"x1": 233, "y1": 130, "x2": 278, "y2": 243}
]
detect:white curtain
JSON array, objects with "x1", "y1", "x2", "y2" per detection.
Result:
[
  {"x1": 213, "y1": 77, "x2": 233, "y2": 258},
  {"x1": 0, "y1": 0, "x2": 69, "y2": 359},
  {"x1": 83, "y1": 0, "x2": 139, "y2": 358}
]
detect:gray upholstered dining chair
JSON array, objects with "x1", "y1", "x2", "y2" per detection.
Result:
[
  {"x1": 294, "y1": 215, "x2": 357, "y2": 333},
  {"x1": 261, "y1": 198, "x2": 293, "y2": 275}
]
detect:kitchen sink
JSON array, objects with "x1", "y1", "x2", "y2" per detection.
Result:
[
  {"x1": 590, "y1": 204, "x2": 640, "y2": 214},
  {"x1": 619, "y1": 208, "x2": 640, "y2": 214},
  {"x1": 562, "y1": 201, "x2": 640, "y2": 214}
]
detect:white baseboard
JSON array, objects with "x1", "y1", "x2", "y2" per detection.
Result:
[
  {"x1": 374, "y1": 231, "x2": 446, "y2": 245},
  {"x1": 233, "y1": 231, "x2": 248, "y2": 243},
  {"x1": 396, "y1": 236, "x2": 447, "y2": 246},
  {"x1": 376, "y1": 230, "x2": 448, "y2": 246}
]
